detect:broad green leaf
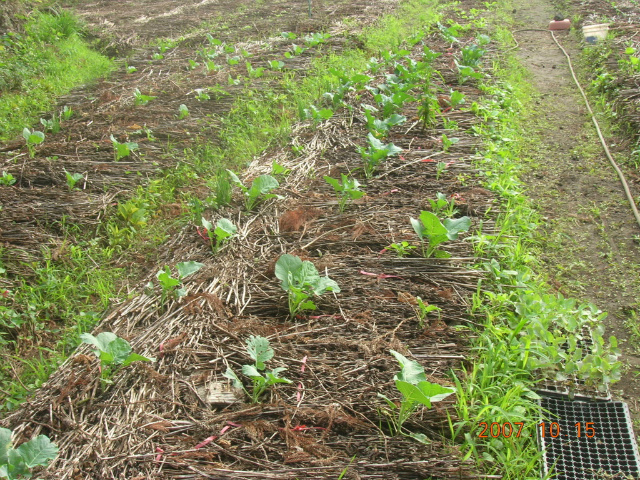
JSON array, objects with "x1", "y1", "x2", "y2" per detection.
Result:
[
  {"x1": 222, "y1": 367, "x2": 243, "y2": 390},
  {"x1": 246, "y1": 335, "x2": 273, "y2": 369},
  {"x1": 214, "y1": 218, "x2": 237, "y2": 240},
  {"x1": 241, "y1": 364, "x2": 263, "y2": 379},
  {"x1": 156, "y1": 267, "x2": 180, "y2": 289},
  {"x1": 385, "y1": 114, "x2": 406, "y2": 126},
  {"x1": 0, "y1": 427, "x2": 11, "y2": 466},
  {"x1": 443, "y1": 216, "x2": 471, "y2": 240},
  {"x1": 418, "y1": 211, "x2": 448, "y2": 237},
  {"x1": 248, "y1": 175, "x2": 279, "y2": 196},
  {"x1": 396, "y1": 379, "x2": 454, "y2": 408},
  {"x1": 275, "y1": 254, "x2": 303, "y2": 290},
  {"x1": 265, "y1": 367, "x2": 292, "y2": 385},
  {"x1": 226, "y1": 170, "x2": 246, "y2": 191},
  {"x1": 390, "y1": 350, "x2": 426, "y2": 384},
  {"x1": 122, "y1": 352, "x2": 154, "y2": 367},
  {"x1": 176, "y1": 261, "x2": 204, "y2": 279},
  {"x1": 7, "y1": 448, "x2": 29, "y2": 478},
  {"x1": 201, "y1": 217, "x2": 213, "y2": 234},
  {"x1": 98, "y1": 349, "x2": 115, "y2": 365},
  {"x1": 409, "y1": 432, "x2": 431, "y2": 444},
  {"x1": 80, "y1": 332, "x2": 118, "y2": 353},
  {"x1": 323, "y1": 176, "x2": 342, "y2": 192},
  {"x1": 300, "y1": 300, "x2": 317, "y2": 311},
  {"x1": 105, "y1": 337, "x2": 132, "y2": 365},
  {"x1": 377, "y1": 392, "x2": 398, "y2": 410},
  {"x1": 410, "y1": 217, "x2": 425, "y2": 240},
  {"x1": 296, "y1": 261, "x2": 320, "y2": 288},
  {"x1": 367, "y1": 132, "x2": 385, "y2": 151},
  {"x1": 15, "y1": 435, "x2": 58, "y2": 468},
  {"x1": 313, "y1": 276, "x2": 341, "y2": 295}
]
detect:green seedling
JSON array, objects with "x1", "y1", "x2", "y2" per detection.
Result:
[
  {"x1": 110, "y1": 135, "x2": 139, "y2": 161},
  {"x1": 206, "y1": 34, "x2": 222, "y2": 46},
  {"x1": 246, "y1": 62, "x2": 265, "y2": 79},
  {"x1": 200, "y1": 217, "x2": 237, "y2": 253},
  {"x1": 117, "y1": 200, "x2": 148, "y2": 231},
  {"x1": 414, "y1": 297, "x2": 442, "y2": 328},
  {"x1": 378, "y1": 350, "x2": 455, "y2": 439},
  {"x1": 281, "y1": 31, "x2": 297, "y2": 40},
  {"x1": 429, "y1": 192, "x2": 458, "y2": 217},
  {"x1": 205, "y1": 60, "x2": 221, "y2": 72},
  {"x1": 304, "y1": 32, "x2": 330, "y2": 47},
  {"x1": 271, "y1": 160, "x2": 291, "y2": 177},
  {"x1": 187, "y1": 59, "x2": 199, "y2": 70},
  {"x1": 133, "y1": 88, "x2": 156, "y2": 106},
  {"x1": 386, "y1": 241, "x2": 416, "y2": 258},
  {"x1": 323, "y1": 174, "x2": 365, "y2": 213},
  {"x1": 0, "y1": 172, "x2": 16, "y2": 186},
  {"x1": 410, "y1": 211, "x2": 470, "y2": 258},
  {"x1": 226, "y1": 170, "x2": 280, "y2": 211},
  {"x1": 449, "y1": 90, "x2": 466, "y2": 108},
  {"x1": 22, "y1": 128, "x2": 45, "y2": 158},
  {"x1": 152, "y1": 52, "x2": 164, "y2": 60},
  {"x1": 268, "y1": 60, "x2": 285, "y2": 70},
  {"x1": 284, "y1": 44, "x2": 306, "y2": 58},
  {"x1": 358, "y1": 132, "x2": 402, "y2": 178},
  {"x1": 126, "y1": 65, "x2": 137, "y2": 74},
  {"x1": 152, "y1": 261, "x2": 205, "y2": 306},
  {"x1": 0, "y1": 428, "x2": 58, "y2": 480},
  {"x1": 178, "y1": 104, "x2": 189, "y2": 119},
  {"x1": 441, "y1": 133, "x2": 459, "y2": 152},
  {"x1": 373, "y1": 91, "x2": 415, "y2": 117},
  {"x1": 40, "y1": 116, "x2": 60, "y2": 134},
  {"x1": 223, "y1": 335, "x2": 292, "y2": 403},
  {"x1": 194, "y1": 89, "x2": 210, "y2": 101},
  {"x1": 64, "y1": 171, "x2": 84, "y2": 190},
  {"x1": 457, "y1": 65, "x2": 483, "y2": 84},
  {"x1": 61, "y1": 106, "x2": 74, "y2": 120},
  {"x1": 459, "y1": 44, "x2": 485, "y2": 67},
  {"x1": 227, "y1": 55, "x2": 240, "y2": 65},
  {"x1": 80, "y1": 332, "x2": 154, "y2": 386},
  {"x1": 301, "y1": 104, "x2": 333, "y2": 124},
  {"x1": 363, "y1": 105, "x2": 406, "y2": 139},
  {"x1": 275, "y1": 254, "x2": 340, "y2": 319},
  {"x1": 435, "y1": 161, "x2": 449, "y2": 180}
]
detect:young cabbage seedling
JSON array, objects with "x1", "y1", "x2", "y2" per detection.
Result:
[
  {"x1": 152, "y1": 261, "x2": 205, "y2": 306},
  {"x1": 200, "y1": 217, "x2": 237, "y2": 253},
  {"x1": 226, "y1": 170, "x2": 281, "y2": 211},
  {"x1": 323, "y1": 174, "x2": 365, "y2": 213},
  {"x1": 223, "y1": 335, "x2": 292, "y2": 403},
  {"x1": 80, "y1": 332, "x2": 154, "y2": 387},
  {"x1": 22, "y1": 128, "x2": 45, "y2": 158},
  {"x1": 178, "y1": 104, "x2": 189, "y2": 119},
  {"x1": 65, "y1": 171, "x2": 84, "y2": 190},
  {"x1": 0, "y1": 172, "x2": 16, "y2": 186},
  {"x1": 414, "y1": 297, "x2": 442, "y2": 328},
  {"x1": 133, "y1": 88, "x2": 156, "y2": 106},
  {"x1": 358, "y1": 133, "x2": 402, "y2": 178},
  {"x1": 429, "y1": 192, "x2": 458, "y2": 218},
  {"x1": 378, "y1": 350, "x2": 455, "y2": 440},
  {"x1": 0, "y1": 428, "x2": 58, "y2": 480},
  {"x1": 386, "y1": 241, "x2": 416, "y2": 258},
  {"x1": 301, "y1": 104, "x2": 333, "y2": 124},
  {"x1": 410, "y1": 211, "x2": 470, "y2": 258},
  {"x1": 275, "y1": 254, "x2": 340, "y2": 319},
  {"x1": 110, "y1": 135, "x2": 139, "y2": 162}
]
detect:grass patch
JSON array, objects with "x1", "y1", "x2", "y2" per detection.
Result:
[{"x1": 0, "y1": 8, "x2": 113, "y2": 141}]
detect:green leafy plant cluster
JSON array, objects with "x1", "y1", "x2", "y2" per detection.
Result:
[
  {"x1": 22, "y1": 129, "x2": 44, "y2": 158},
  {"x1": 80, "y1": 332, "x2": 154, "y2": 387},
  {"x1": 227, "y1": 171, "x2": 280, "y2": 211},
  {"x1": 110, "y1": 135, "x2": 139, "y2": 161},
  {"x1": 275, "y1": 254, "x2": 340, "y2": 318},
  {"x1": 323, "y1": 174, "x2": 365, "y2": 213},
  {"x1": 410, "y1": 211, "x2": 471, "y2": 258},
  {"x1": 223, "y1": 335, "x2": 292, "y2": 403},
  {"x1": 379, "y1": 350, "x2": 455, "y2": 440},
  {"x1": 358, "y1": 132, "x2": 402, "y2": 178},
  {"x1": 0, "y1": 428, "x2": 58, "y2": 480},
  {"x1": 200, "y1": 217, "x2": 237, "y2": 252},
  {"x1": 151, "y1": 261, "x2": 205, "y2": 306}
]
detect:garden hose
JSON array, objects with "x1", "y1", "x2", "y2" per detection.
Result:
[{"x1": 511, "y1": 28, "x2": 640, "y2": 229}]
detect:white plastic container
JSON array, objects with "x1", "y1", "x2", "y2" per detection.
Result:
[{"x1": 583, "y1": 24, "x2": 609, "y2": 44}]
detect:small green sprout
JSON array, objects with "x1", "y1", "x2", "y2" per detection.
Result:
[
  {"x1": 178, "y1": 104, "x2": 189, "y2": 119},
  {"x1": 200, "y1": 217, "x2": 237, "y2": 252},
  {"x1": 61, "y1": 106, "x2": 74, "y2": 120},
  {"x1": 40, "y1": 116, "x2": 60, "y2": 134},
  {"x1": 226, "y1": 170, "x2": 281, "y2": 211},
  {"x1": 133, "y1": 88, "x2": 156, "y2": 106},
  {"x1": 246, "y1": 61, "x2": 265, "y2": 79},
  {"x1": 0, "y1": 428, "x2": 58, "y2": 480},
  {"x1": 64, "y1": 171, "x2": 84, "y2": 190},
  {"x1": 414, "y1": 297, "x2": 442, "y2": 328},
  {"x1": 435, "y1": 161, "x2": 449, "y2": 180},
  {"x1": 126, "y1": 65, "x2": 137, "y2": 74},
  {"x1": 22, "y1": 128, "x2": 45, "y2": 158},
  {"x1": 110, "y1": 135, "x2": 139, "y2": 161},
  {"x1": 378, "y1": 350, "x2": 455, "y2": 439},
  {"x1": 194, "y1": 89, "x2": 210, "y2": 101},
  {"x1": 410, "y1": 211, "x2": 470, "y2": 258},
  {"x1": 301, "y1": 104, "x2": 333, "y2": 124},
  {"x1": 386, "y1": 241, "x2": 416, "y2": 258},
  {"x1": 80, "y1": 332, "x2": 154, "y2": 387},
  {"x1": 268, "y1": 60, "x2": 285, "y2": 70},
  {"x1": 441, "y1": 133, "x2": 459, "y2": 152},
  {"x1": 223, "y1": 335, "x2": 292, "y2": 403},
  {"x1": 275, "y1": 254, "x2": 340, "y2": 319},
  {"x1": 323, "y1": 174, "x2": 365, "y2": 213},
  {"x1": 0, "y1": 172, "x2": 16, "y2": 186},
  {"x1": 358, "y1": 132, "x2": 402, "y2": 178},
  {"x1": 271, "y1": 160, "x2": 291, "y2": 177},
  {"x1": 429, "y1": 192, "x2": 458, "y2": 217},
  {"x1": 151, "y1": 261, "x2": 205, "y2": 306}
]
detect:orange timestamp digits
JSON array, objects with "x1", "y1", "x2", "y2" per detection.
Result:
[{"x1": 478, "y1": 422, "x2": 596, "y2": 438}]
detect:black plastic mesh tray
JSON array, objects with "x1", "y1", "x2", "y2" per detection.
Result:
[{"x1": 539, "y1": 394, "x2": 640, "y2": 480}]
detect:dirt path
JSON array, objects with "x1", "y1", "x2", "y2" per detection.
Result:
[{"x1": 513, "y1": 1, "x2": 640, "y2": 416}]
